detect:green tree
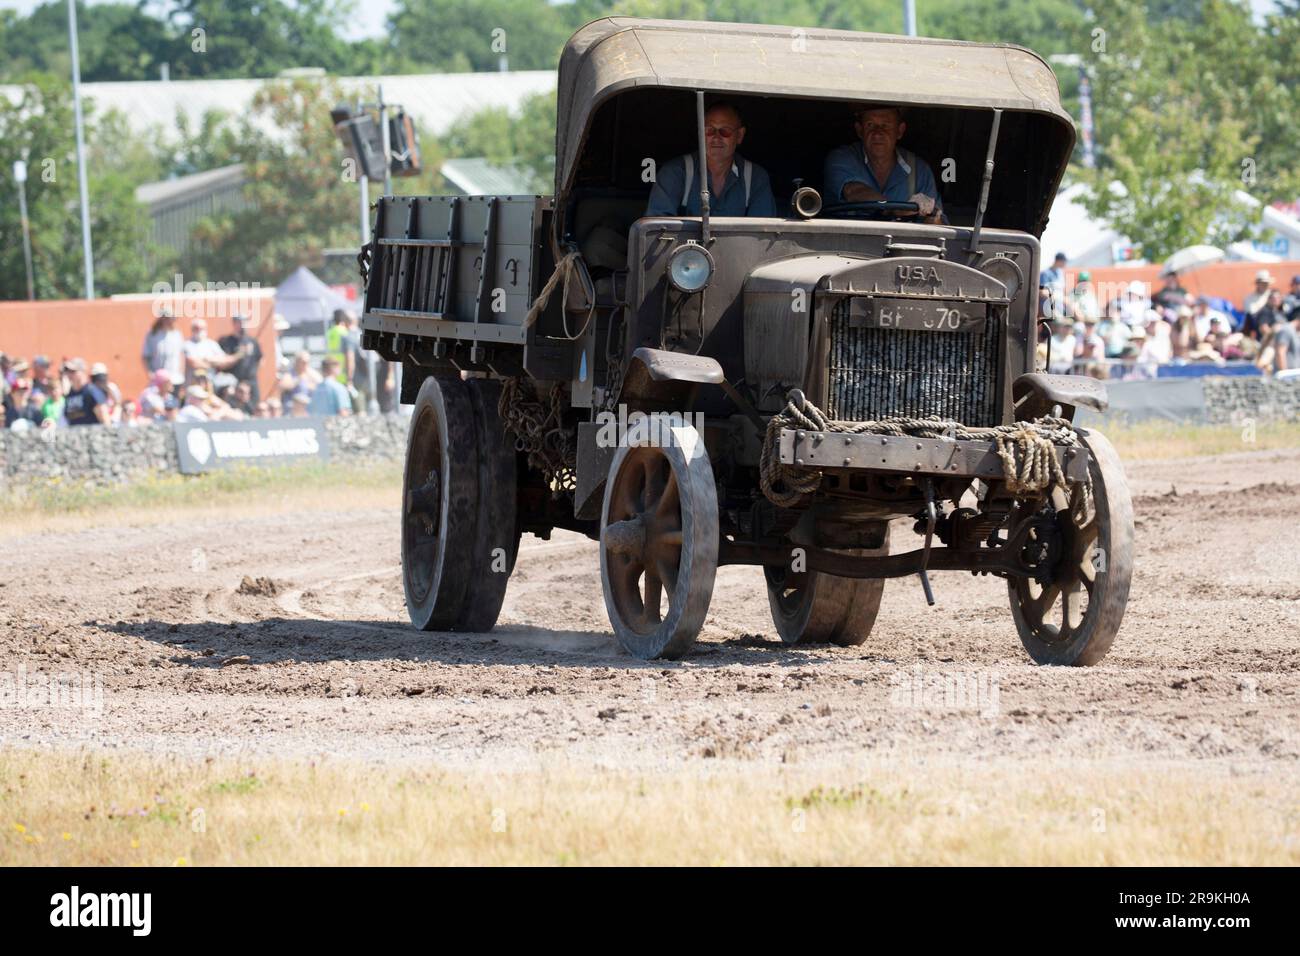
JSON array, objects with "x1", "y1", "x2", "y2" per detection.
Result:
[
  {"x1": 441, "y1": 90, "x2": 557, "y2": 193},
  {"x1": 165, "y1": 0, "x2": 362, "y2": 78},
  {"x1": 1190, "y1": 0, "x2": 1300, "y2": 204},
  {"x1": 0, "y1": 1, "x2": 173, "y2": 83},
  {"x1": 0, "y1": 0, "x2": 394, "y2": 82},
  {"x1": 0, "y1": 73, "x2": 154, "y2": 299},
  {"x1": 154, "y1": 108, "x2": 251, "y2": 179},
  {"x1": 1077, "y1": 94, "x2": 1257, "y2": 260},
  {"x1": 924, "y1": 0, "x2": 1084, "y2": 57},
  {"x1": 386, "y1": 0, "x2": 585, "y2": 73},
  {"x1": 186, "y1": 78, "x2": 370, "y2": 283},
  {"x1": 1069, "y1": 0, "x2": 1299, "y2": 259}
]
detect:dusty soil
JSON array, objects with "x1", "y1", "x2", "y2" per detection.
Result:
[{"x1": 3, "y1": 447, "x2": 1299, "y2": 780}]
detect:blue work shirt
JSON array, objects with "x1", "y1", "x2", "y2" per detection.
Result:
[
  {"x1": 645, "y1": 154, "x2": 777, "y2": 218},
  {"x1": 822, "y1": 144, "x2": 943, "y2": 215},
  {"x1": 308, "y1": 378, "x2": 351, "y2": 416},
  {"x1": 1040, "y1": 265, "x2": 1066, "y2": 290}
]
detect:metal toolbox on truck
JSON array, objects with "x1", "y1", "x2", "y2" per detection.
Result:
[{"x1": 361, "y1": 194, "x2": 555, "y2": 349}]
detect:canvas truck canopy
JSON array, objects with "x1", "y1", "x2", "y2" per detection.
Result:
[{"x1": 555, "y1": 18, "x2": 1076, "y2": 239}]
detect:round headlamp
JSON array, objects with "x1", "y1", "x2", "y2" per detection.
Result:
[{"x1": 668, "y1": 242, "x2": 715, "y2": 293}]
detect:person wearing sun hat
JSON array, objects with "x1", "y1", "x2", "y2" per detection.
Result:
[
  {"x1": 5, "y1": 378, "x2": 44, "y2": 429},
  {"x1": 1069, "y1": 270, "x2": 1100, "y2": 322},
  {"x1": 1244, "y1": 269, "x2": 1274, "y2": 317},
  {"x1": 1097, "y1": 303, "x2": 1132, "y2": 358},
  {"x1": 1244, "y1": 288, "x2": 1287, "y2": 341},
  {"x1": 28, "y1": 355, "x2": 53, "y2": 395},
  {"x1": 90, "y1": 361, "x2": 123, "y2": 424},
  {"x1": 176, "y1": 385, "x2": 211, "y2": 423},
  {"x1": 1, "y1": 353, "x2": 25, "y2": 392},
  {"x1": 1047, "y1": 315, "x2": 1077, "y2": 375},
  {"x1": 1076, "y1": 311, "x2": 1106, "y2": 367},
  {"x1": 62, "y1": 358, "x2": 109, "y2": 427},
  {"x1": 139, "y1": 369, "x2": 174, "y2": 419},
  {"x1": 1116, "y1": 279, "x2": 1149, "y2": 326}
]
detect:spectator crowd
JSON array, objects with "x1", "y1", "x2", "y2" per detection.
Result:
[
  {"x1": 8, "y1": 267, "x2": 1300, "y2": 432},
  {"x1": 3, "y1": 308, "x2": 394, "y2": 432},
  {"x1": 1038, "y1": 254, "x2": 1300, "y2": 381}
]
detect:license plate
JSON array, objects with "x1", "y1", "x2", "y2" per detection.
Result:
[{"x1": 849, "y1": 297, "x2": 987, "y2": 333}]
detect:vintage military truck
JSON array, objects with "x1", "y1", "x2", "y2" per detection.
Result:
[{"x1": 359, "y1": 17, "x2": 1133, "y2": 663}]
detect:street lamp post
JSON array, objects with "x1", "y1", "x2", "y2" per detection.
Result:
[
  {"x1": 67, "y1": 0, "x2": 95, "y2": 299},
  {"x1": 379, "y1": 83, "x2": 392, "y2": 198},
  {"x1": 13, "y1": 160, "x2": 35, "y2": 300},
  {"x1": 904, "y1": 0, "x2": 917, "y2": 36}
]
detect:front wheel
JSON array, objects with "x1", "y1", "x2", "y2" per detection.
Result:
[
  {"x1": 1008, "y1": 428, "x2": 1134, "y2": 665},
  {"x1": 599, "y1": 423, "x2": 718, "y2": 659}
]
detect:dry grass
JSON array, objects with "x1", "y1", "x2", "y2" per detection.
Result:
[
  {"x1": 1, "y1": 749, "x2": 1295, "y2": 866},
  {"x1": 1, "y1": 461, "x2": 402, "y2": 536},
  {"x1": 1101, "y1": 419, "x2": 1300, "y2": 461}
]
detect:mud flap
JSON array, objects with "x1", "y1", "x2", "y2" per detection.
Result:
[
  {"x1": 575, "y1": 421, "x2": 615, "y2": 520},
  {"x1": 1013, "y1": 372, "x2": 1108, "y2": 423}
]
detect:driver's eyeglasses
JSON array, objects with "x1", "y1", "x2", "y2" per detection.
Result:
[{"x1": 704, "y1": 126, "x2": 738, "y2": 138}]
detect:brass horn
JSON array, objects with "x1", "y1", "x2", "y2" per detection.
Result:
[{"x1": 791, "y1": 186, "x2": 822, "y2": 219}]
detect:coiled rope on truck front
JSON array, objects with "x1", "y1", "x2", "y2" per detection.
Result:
[{"x1": 759, "y1": 389, "x2": 1091, "y2": 520}]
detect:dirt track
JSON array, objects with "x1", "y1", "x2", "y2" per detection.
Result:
[{"x1": 3, "y1": 447, "x2": 1299, "y2": 777}]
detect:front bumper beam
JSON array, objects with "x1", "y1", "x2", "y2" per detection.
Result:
[{"x1": 777, "y1": 429, "x2": 1090, "y2": 484}]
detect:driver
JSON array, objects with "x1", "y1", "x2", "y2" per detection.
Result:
[
  {"x1": 645, "y1": 102, "x2": 777, "y2": 217},
  {"x1": 822, "y1": 105, "x2": 945, "y2": 223}
]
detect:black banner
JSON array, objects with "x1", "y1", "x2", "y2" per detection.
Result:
[
  {"x1": 174, "y1": 418, "x2": 330, "y2": 474},
  {"x1": 1, "y1": 868, "x2": 1284, "y2": 942}
]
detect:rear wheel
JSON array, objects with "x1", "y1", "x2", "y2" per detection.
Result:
[
  {"x1": 455, "y1": 378, "x2": 519, "y2": 631},
  {"x1": 765, "y1": 525, "x2": 889, "y2": 646},
  {"x1": 1008, "y1": 428, "x2": 1133, "y2": 665},
  {"x1": 402, "y1": 375, "x2": 518, "y2": 632}
]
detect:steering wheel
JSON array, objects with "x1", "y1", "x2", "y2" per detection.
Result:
[{"x1": 820, "y1": 200, "x2": 921, "y2": 221}]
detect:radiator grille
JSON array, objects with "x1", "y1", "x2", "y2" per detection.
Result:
[{"x1": 826, "y1": 299, "x2": 1001, "y2": 426}]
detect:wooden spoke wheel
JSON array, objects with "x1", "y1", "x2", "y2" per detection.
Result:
[
  {"x1": 765, "y1": 524, "x2": 890, "y2": 646},
  {"x1": 1008, "y1": 428, "x2": 1133, "y2": 665},
  {"x1": 402, "y1": 375, "x2": 518, "y2": 632},
  {"x1": 599, "y1": 424, "x2": 718, "y2": 660}
]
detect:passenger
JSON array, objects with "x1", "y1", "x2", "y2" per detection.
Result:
[
  {"x1": 823, "y1": 105, "x2": 945, "y2": 223},
  {"x1": 645, "y1": 102, "x2": 777, "y2": 218}
]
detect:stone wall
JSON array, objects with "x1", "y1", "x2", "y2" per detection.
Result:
[
  {"x1": 321, "y1": 413, "x2": 409, "y2": 463},
  {"x1": 1202, "y1": 376, "x2": 1300, "y2": 425},
  {"x1": 0, "y1": 414, "x2": 409, "y2": 490}
]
